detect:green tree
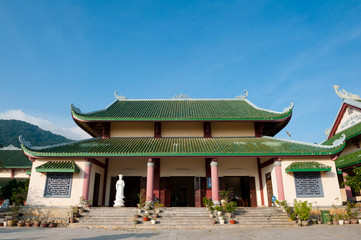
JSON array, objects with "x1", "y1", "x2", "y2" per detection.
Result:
[
  {"x1": 343, "y1": 167, "x2": 361, "y2": 193},
  {"x1": 0, "y1": 179, "x2": 29, "y2": 205}
]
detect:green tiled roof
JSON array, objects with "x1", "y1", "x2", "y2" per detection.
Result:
[
  {"x1": 21, "y1": 136, "x2": 344, "y2": 157},
  {"x1": 71, "y1": 99, "x2": 293, "y2": 121},
  {"x1": 285, "y1": 161, "x2": 332, "y2": 173},
  {"x1": 323, "y1": 122, "x2": 361, "y2": 146},
  {"x1": 336, "y1": 149, "x2": 361, "y2": 169},
  {"x1": 0, "y1": 150, "x2": 32, "y2": 168},
  {"x1": 35, "y1": 161, "x2": 80, "y2": 173}
]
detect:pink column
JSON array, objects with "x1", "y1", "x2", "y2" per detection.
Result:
[
  {"x1": 274, "y1": 159, "x2": 285, "y2": 201},
  {"x1": 343, "y1": 172, "x2": 353, "y2": 200},
  {"x1": 210, "y1": 159, "x2": 220, "y2": 204},
  {"x1": 146, "y1": 159, "x2": 155, "y2": 202},
  {"x1": 82, "y1": 160, "x2": 92, "y2": 200}
]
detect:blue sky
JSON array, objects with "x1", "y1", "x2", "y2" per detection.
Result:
[{"x1": 0, "y1": 0, "x2": 360, "y2": 142}]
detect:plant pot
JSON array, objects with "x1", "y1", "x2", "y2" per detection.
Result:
[
  {"x1": 7, "y1": 220, "x2": 16, "y2": 227},
  {"x1": 3, "y1": 221, "x2": 7, "y2": 227},
  {"x1": 301, "y1": 220, "x2": 309, "y2": 226},
  {"x1": 338, "y1": 220, "x2": 344, "y2": 225},
  {"x1": 34, "y1": 222, "x2": 40, "y2": 227},
  {"x1": 143, "y1": 217, "x2": 149, "y2": 221},
  {"x1": 26, "y1": 223, "x2": 33, "y2": 227},
  {"x1": 219, "y1": 219, "x2": 225, "y2": 225},
  {"x1": 351, "y1": 219, "x2": 358, "y2": 224},
  {"x1": 333, "y1": 221, "x2": 338, "y2": 225},
  {"x1": 151, "y1": 219, "x2": 156, "y2": 225},
  {"x1": 49, "y1": 223, "x2": 57, "y2": 227},
  {"x1": 138, "y1": 209, "x2": 142, "y2": 214},
  {"x1": 69, "y1": 218, "x2": 75, "y2": 223},
  {"x1": 41, "y1": 223, "x2": 49, "y2": 227},
  {"x1": 17, "y1": 223, "x2": 25, "y2": 227},
  {"x1": 358, "y1": 219, "x2": 361, "y2": 224},
  {"x1": 209, "y1": 214, "x2": 213, "y2": 218},
  {"x1": 86, "y1": 204, "x2": 91, "y2": 208},
  {"x1": 217, "y1": 211, "x2": 222, "y2": 217},
  {"x1": 229, "y1": 220, "x2": 236, "y2": 224},
  {"x1": 344, "y1": 220, "x2": 350, "y2": 224}
]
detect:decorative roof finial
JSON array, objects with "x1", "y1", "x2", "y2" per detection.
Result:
[
  {"x1": 235, "y1": 90, "x2": 248, "y2": 100},
  {"x1": 333, "y1": 85, "x2": 361, "y2": 101},
  {"x1": 114, "y1": 91, "x2": 127, "y2": 100},
  {"x1": 332, "y1": 134, "x2": 346, "y2": 147},
  {"x1": 283, "y1": 102, "x2": 294, "y2": 112},
  {"x1": 19, "y1": 136, "x2": 32, "y2": 148},
  {"x1": 324, "y1": 128, "x2": 331, "y2": 136},
  {"x1": 172, "y1": 93, "x2": 191, "y2": 100}
]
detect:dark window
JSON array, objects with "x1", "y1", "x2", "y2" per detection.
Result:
[
  {"x1": 44, "y1": 172, "x2": 73, "y2": 198},
  {"x1": 294, "y1": 172, "x2": 324, "y2": 198}
]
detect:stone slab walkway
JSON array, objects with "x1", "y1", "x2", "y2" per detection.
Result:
[{"x1": 1, "y1": 225, "x2": 361, "y2": 240}]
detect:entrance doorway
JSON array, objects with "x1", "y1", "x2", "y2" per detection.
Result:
[
  {"x1": 109, "y1": 176, "x2": 141, "y2": 207},
  {"x1": 224, "y1": 176, "x2": 250, "y2": 207},
  {"x1": 169, "y1": 177, "x2": 195, "y2": 207},
  {"x1": 265, "y1": 173, "x2": 273, "y2": 207},
  {"x1": 92, "y1": 173, "x2": 101, "y2": 207}
]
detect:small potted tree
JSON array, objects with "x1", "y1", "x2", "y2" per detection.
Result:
[
  {"x1": 41, "y1": 219, "x2": 49, "y2": 227},
  {"x1": 17, "y1": 219, "x2": 25, "y2": 227},
  {"x1": 25, "y1": 219, "x2": 33, "y2": 227},
  {"x1": 33, "y1": 218, "x2": 41, "y2": 227},
  {"x1": 49, "y1": 220, "x2": 58, "y2": 228},
  {"x1": 214, "y1": 205, "x2": 223, "y2": 217},
  {"x1": 219, "y1": 216, "x2": 225, "y2": 225}
]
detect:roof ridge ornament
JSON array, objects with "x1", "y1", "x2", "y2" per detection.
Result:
[
  {"x1": 283, "y1": 102, "x2": 294, "y2": 112},
  {"x1": 332, "y1": 134, "x2": 346, "y2": 147},
  {"x1": 333, "y1": 85, "x2": 361, "y2": 101},
  {"x1": 324, "y1": 128, "x2": 331, "y2": 136},
  {"x1": 172, "y1": 93, "x2": 191, "y2": 100},
  {"x1": 71, "y1": 104, "x2": 82, "y2": 114},
  {"x1": 114, "y1": 91, "x2": 127, "y2": 100},
  {"x1": 19, "y1": 135, "x2": 32, "y2": 148},
  {"x1": 235, "y1": 90, "x2": 248, "y2": 100}
]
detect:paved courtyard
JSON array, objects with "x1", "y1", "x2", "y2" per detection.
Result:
[{"x1": 1, "y1": 225, "x2": 361, "y2": 240}]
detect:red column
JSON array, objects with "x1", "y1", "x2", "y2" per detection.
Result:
[
  {"x1": 82, "y1": 160, "x2": 92, "y2": 200},
  {"x1": 274, "y1": 158, "x2": 285, "y2": 201},
  {"x1": 146, "y1": 158, "x2": 155, "y2": 202},
  {"x1": 205, "y1": 158, "x2": 212, "y2": 199},
  {"x1": 343, "y1": 172, "x2": 353, "y2": 200},
  {"x1": 210, "y1": 159, "x2": 220, "y2": 204},
  {"x1": 257, "y1": 158, "x2": 265, "y2": 206}
]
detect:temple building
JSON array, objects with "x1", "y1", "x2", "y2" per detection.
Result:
[
  {"x1": 20, "y1": 91, "x2": 345, "y2": 208},
  {"x1": 322, "y1": 86, "x2": 361, "y2": 202}
]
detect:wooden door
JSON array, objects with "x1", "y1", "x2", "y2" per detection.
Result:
[
  {"x1": 92, "y1": 173, "x2": 101, "y2": 207},
  {"x1": 266, "y1": 173, "x2": 273, "y2": 207},
  {"x1": 249, "y1": 177, "x2": 257, "y2": 207},
  {"x1": 108, "y1": 176, "x2": 118, "y2": 207},
  {"x1": 160, "y1": 177, "x2": 171, "y2": 207}
]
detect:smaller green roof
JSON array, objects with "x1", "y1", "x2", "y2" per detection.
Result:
[
  {"x1": 336, "y1": 149, "x2": 361, "y2": 169},
  {"x1": 0, "y1": 150, "x2": 32, "y2": 168},
  {"x1": 323, "y1": 122, "x2": 361, "y2": 145},
  {"x1": 285, "y1": 161, "x2": 332, "y2": 173},
  {"x1": 26, "y1": 169, "x2": 31, "y2": 175},
  {"x1": 35, "y1": 161, "x2": 80, "y2": 173}
]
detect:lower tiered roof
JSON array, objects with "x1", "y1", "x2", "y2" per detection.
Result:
[{"x1": 20, "y1": 136, "x2": 345, "y2": 158}]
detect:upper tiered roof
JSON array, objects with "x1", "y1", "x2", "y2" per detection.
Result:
[{"x1": 71, "y1": 92, "x2": 294, "y2": 137}]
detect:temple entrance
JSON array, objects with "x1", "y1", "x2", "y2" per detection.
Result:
[
  {"x1": 169, "y1": 177, "x2": 195, "y2": 207},
  {"x1": 266, "y1": 173, "x2": 274, "y2": 207},
  {"x1": 224, "y1": 176, "x2": 250, "y2": 207},
  {"x1": 109, "y1": 176, "x2": 141, "y2": 207}
]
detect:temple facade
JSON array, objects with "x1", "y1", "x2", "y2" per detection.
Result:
[
  {"x1": 20, "y1": 92, "x2": 345, "y2": 208},
  {"x1": 322, "y1": 86, "x2": 361, "y2": 202}
]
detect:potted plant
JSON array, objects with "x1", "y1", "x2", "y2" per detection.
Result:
[
  {"x1": 86, "y1": 200, "x2": 92, "y2": 208},
  {"x1": 224, "y1": 201, "x2": 237, "y2": 219},
  {"x1": 25, "y1": 219, "x2": 33, "y2": 227},
  {"x1": 338, "y1": 214, "x2": 344, "y2": 225},
  {"x1": 344, "y1": 214, "x2": 350, "y2": 224},
  {"x1": 41, "y1": 220, "x2": 49, "y2": 227},
  {"x1": 293, "y1": 200, "x2": 312, "y2": 227},
  {"x1": 49, "y1": 220, "x2": 58, "y2": 228},
  {"x1": 214, "y1": 205, "x2": 223, "y2": 217},
  {"x1": 33, "y1": 218, "x2": 41, "y2": 227},
  {"x1": 17, "y1": 219, "x2": 25, "y2": 227},
  {"x1": 346, "y1": 201, "x2": 358, "y2": 224},
  {"x1": 7, "y1": 218, "x2": 16, "y2": 227},
  {"x1": 69, "y1": 206, "x2": 78, "y2": 223},
  {"x1": 219, "y1": 216, "x2": 225, "y2": 225},
  {"x1": 229, "y1": 219, "x2": 236, "y2": 224},
  {"x1": 151, "y1": 216, "x2": 157, "y2": 225},
  {"x1": 142, "y1": 213, "x2": 149, "y2": 222}
]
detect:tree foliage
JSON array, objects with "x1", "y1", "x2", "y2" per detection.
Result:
[
  {"x1": 343, "y1": 166, "x2": 361, "y2": 193},
  {"x1": 0, "y1": 179, "x2": 29, "y2": 205}
]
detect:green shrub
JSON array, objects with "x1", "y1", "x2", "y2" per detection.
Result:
[{"x1": 293, "y1": 199, "x2": 312, "y2": 221}]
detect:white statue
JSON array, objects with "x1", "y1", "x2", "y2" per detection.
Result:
[{"x1": 113, "y1": 174, "x2": 125, "y2": 207}]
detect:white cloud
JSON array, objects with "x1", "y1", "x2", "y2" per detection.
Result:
[{"x1": 0, "y1": 109, "x2": 90, "y2": 140}]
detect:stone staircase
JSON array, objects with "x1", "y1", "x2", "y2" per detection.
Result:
[{"x1": 70, "y1": 207, "x2": 296, "y2": 229}]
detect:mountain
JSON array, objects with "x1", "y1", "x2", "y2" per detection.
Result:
[{"x1": 0, "y1": 119, "x2": 73, "y2": 148}]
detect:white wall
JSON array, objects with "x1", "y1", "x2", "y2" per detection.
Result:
[{"x1": 281, "y1": 157, "x2": 342, "y2": 207}]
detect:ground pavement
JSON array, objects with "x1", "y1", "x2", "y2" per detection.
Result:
[{"x1": 1, "y1": 225, "x2": 361, "y2": 240}]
